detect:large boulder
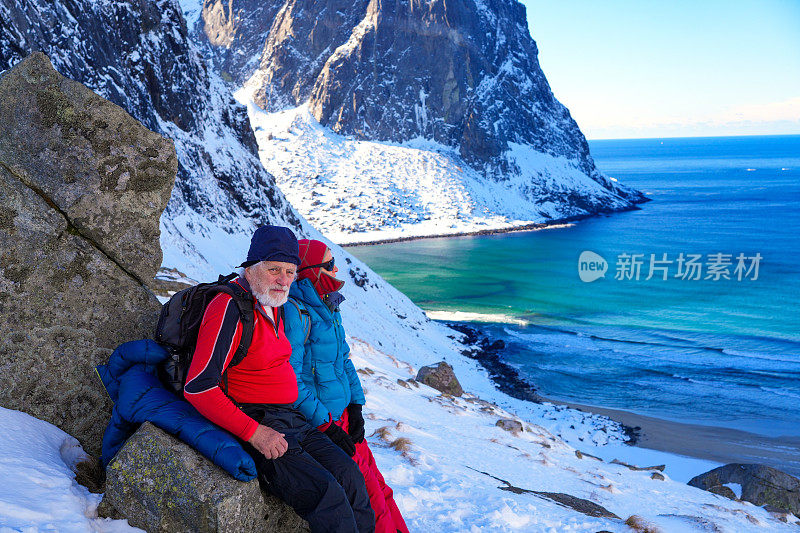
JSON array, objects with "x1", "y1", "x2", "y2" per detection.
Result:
[
  {"x1": 102, "y1": 422, "x2": 309, "y2": 533},
  {"x1": 0, "y1": 52, "x2": 175, "y2": 456},
  {"x1": 416, "y1": 361, "x2": 463, "y2": 396},
  {"x1": 689, "y1": 463, "x2": 800, "y2": 516}
]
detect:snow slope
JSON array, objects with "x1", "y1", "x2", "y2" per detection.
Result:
[
  {"x1": 0, "y1": 1, "x2": 793, "y2": 530},
  {"x1": 4, "y1": 199, "x2": 797, "y2": 529},
  {"x1": 4, "y1": 333, "x2": 799, "y2": 531},
  {"x1": 235, "y1": 100, "x2": 637, "y2": 245}
]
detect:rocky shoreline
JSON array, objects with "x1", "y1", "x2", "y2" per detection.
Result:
[
  {"x1": 445, "y1": 322, "x2": 800, "y2": 482},
  {"x1": 446, "y1": 323, "x2": 641, "y2": 444}
]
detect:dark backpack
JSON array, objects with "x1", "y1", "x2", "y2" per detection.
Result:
[{"x1": 155, "y1": 273, "x2": 255, "y2": 395}]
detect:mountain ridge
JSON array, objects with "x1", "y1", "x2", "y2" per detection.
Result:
[{"x1": 195, "y1": 0, "x2": 647, "y2": 238}]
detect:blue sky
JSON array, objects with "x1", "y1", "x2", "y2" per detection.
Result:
[{"x1": 520, "y1": 0, "x2": 800, "y2": 139}]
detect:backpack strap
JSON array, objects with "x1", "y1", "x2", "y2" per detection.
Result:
[
  {"x1": 285, "y1": 297, "x2": 311, "y2": 344},
  {"x1": 223, "y1": 278, "x2": 255, "y2": 367},
  {"x1": 210, "y1": 276, "x2": 255, "y2": 396}
]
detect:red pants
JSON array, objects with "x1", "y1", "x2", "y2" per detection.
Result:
[{"x1": 337, "y1": 409, "x2": 410, "y2": 533}]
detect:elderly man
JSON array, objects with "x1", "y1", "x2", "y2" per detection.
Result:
[{"x1": 183, "y1": 225, "x2": 374, "y2": 533}]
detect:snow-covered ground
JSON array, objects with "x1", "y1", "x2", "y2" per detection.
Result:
[
  {"x1": 0, "y1": 407, "x2": 140, "y2": 533},
  {"x1": 234, "y1": 98, "x2": 631, "y2": 245},
  {"x1": 4, "y1": 215, "x2": 799, "y2": 530},
  {"x1": 4, "y1": 334, "x2": 798, "y2": 531},
  {"x1": 0, "y1": 61, "x2": 787, "y2": 529}
]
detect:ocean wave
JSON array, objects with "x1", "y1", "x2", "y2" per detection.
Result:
[
  {"x1": 525, "y1": 325, "x2": 721, "y2": 353},
  {"x1": 720, "y1": 348, "x2": 800, "y2": 364},
  {"x1": 509, "y1": 322, "x2": 800, "y2": 365},
  {"x1": 425, "y1": 310, "x2": 530, "y2": 326},
  {"x1": 759, "y1": 387, "x2": 800, "y2": 400},
  {"x1": 749, "y1": 369, "x2": 800, "y2": 379}
]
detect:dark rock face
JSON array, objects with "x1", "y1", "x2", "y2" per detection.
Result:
[
  {"x1": 689, "y1": 463, "x2": 800, "y2": 516},
  {"x1": 0, "y1": 0, "x2": 302, "y2": 245},
  {"x1": 532, "y1": 492, "x2": 619, "y2": 519},
  {"x1": 448, "y1": 323, "x2": 541, "y2": 403},
  {"x1": 249, "y1": 0, "x2": 372, "y2": 113},
  {"x1": 103, "y1": 422, "x2": 309, "y2": 533},
  {"x1": 199, "y1": 0, "x2": 646, "y2": 212},
  {"x1": 416, "y1": 361, "x2": 463, "y2": 396},
  {"x1": 0, "y1": 53, "x2": 174, "y2": 455}
]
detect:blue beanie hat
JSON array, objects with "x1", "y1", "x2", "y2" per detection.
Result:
[{"x1": 239, "y1": 225, "x2": 300, "y2": 267}]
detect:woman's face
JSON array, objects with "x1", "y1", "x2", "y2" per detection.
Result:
[{"x1": 321, "y1": 249, "x2": 338, "y2": 276}]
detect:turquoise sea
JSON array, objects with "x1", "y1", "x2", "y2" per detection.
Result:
[{"x1": 349, "y1": 135, "x2": 800, "y2": 439}]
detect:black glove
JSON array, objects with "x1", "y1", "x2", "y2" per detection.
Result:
[
  {"x1": 347, "y1": 403, "x2": 365, "y2": 443},
  {"x1": 324, "y1": 423, "x2": 356, "y2": 456}
]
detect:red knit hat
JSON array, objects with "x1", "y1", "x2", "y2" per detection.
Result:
[{"x1": 297, "y1": 239, "x2": 345, "y2": 296}]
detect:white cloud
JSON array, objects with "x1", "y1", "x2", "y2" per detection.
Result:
[
  {"x1": 715, "y1": 96, "x2": 800, "y2": 124},
  {"x1": 579, "y1": 96, "x2": 800, "y2": 139}
]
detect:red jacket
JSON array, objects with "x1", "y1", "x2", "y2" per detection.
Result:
[{"x1": 184, "y1": 278, "x2": 298, "y2": 440}]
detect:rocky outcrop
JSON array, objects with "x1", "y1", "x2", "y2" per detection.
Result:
[
  {"x1": 450, "y1": 323, "x2": 541, "y2": 403},
  {"x1": 610, "y1": 459, "x2": 665, "y2": 473},
  {"x1": 102, "y1": 422, "x2": 309, "y2": 533},
  {"x1": 472, "y1": 466, "x2": 619, "y2": 519},
  {"x1": 689, "y1": 463, "x2": 800, "y2": 516},
  {"x1": 708, "y1": 485, "x2": 736, "y2": 499},
  {"x1": 416, "y1": 361, "x2": 463, "y2": 396},
  {"x1": 0, "y1": 52, "x2": 175, "y2": 455},
  {"x1": 0, "y1": 0, "x2": 304, "y2": 272}
]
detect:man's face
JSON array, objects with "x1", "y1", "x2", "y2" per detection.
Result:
[{"x1": 246, "y1": 260, "x2": 296, "y2": 307}]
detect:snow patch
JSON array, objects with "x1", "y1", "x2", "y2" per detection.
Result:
[
  {"x1": 0, "y1": 407, "x2": 141, "y2": 532},
  {"x1": 724, "y1": 482, "x2": 743, "y2": 499}
]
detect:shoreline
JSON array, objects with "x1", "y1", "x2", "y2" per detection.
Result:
[
  {"x1": 340, "y1": 204, "x2": 646, "y2": 248},
  {"x1": 548, "y1": 397, "x2": 800, "y2": 477},
  {"x1": 448, "y1": 322, "x2": 800, "y2": 477}
]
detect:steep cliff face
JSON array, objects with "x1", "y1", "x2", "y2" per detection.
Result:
[
  {"x1": 195, "y1": 0, "x2": 284, "y2": 84},
  {"x1": 0, "y1": 0, "x2": 303, "y2": 263},
  {"x1": 197, "y1": 0, "x2": 645, "y2": 229}
]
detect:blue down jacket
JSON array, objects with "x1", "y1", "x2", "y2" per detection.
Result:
[
  {"x1": 284, "y1": 279, "x2": 365, "y2": 428},
  {"x1": 96, "y1": 339, "x2": 256, "y2": 481}
]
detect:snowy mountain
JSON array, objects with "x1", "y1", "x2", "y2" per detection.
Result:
[
  {"x1": 193, "y1": 0, "x2": 647, "y2": 241},
  {"x1": 4, "y1": 1, "x2": 796, "y2": 531}
]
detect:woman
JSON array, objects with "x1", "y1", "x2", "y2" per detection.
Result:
[{"x1": 284, "y1": 239, "x2": 409, "y2": 533}]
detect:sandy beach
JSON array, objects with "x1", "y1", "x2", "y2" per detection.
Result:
[{"x1": 550, "y1": 398, "x2": 800, "y2": 477}]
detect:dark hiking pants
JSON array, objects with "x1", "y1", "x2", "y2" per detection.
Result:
[{"x1": 239, "y1": 403, "x2": 375, "y2": 533}]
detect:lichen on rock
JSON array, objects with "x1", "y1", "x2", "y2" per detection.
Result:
[
  {"x1": 0, "y1": 52, "x2": 175, "y2": 456},
  {"x1": 103, "y1": 423, "x2": 309, "y2": 533}
]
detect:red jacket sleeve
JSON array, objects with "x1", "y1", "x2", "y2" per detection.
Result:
[{"x1": 183, "y1": 293, "x2": 259, "y2": 440}]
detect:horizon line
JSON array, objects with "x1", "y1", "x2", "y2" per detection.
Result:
[{"x1": 586, "y1": 132, "x2": 800, "y2": 142}]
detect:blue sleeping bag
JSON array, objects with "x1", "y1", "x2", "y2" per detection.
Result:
[{"x1": 96, "y1": 339, "x2": 256, "y2": 481}]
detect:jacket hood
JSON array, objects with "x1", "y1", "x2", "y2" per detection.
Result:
[{"x1": 297, "y1": 239, "x2": 345, "y2": 295}]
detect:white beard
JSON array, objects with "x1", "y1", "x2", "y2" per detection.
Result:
[{"x1": 251, "y1": 286, "x2": 289, "y2": 308}]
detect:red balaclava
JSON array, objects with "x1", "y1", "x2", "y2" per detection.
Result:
[{"x1": 297, "y1": 239, "x2": 345, "y2": 297}]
